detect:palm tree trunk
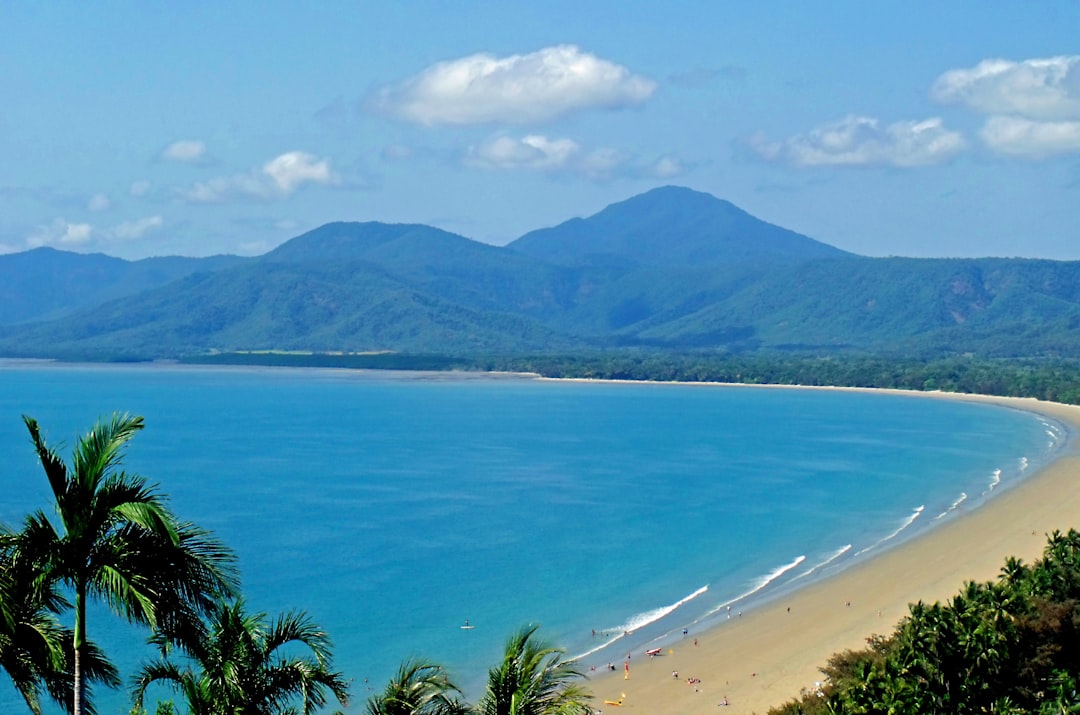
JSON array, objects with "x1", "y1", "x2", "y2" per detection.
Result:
[{"x1": 73, "y1": 583, "x2": 86, "y2": 715}]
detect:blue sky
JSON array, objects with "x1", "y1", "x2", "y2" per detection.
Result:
[{"x1": 2, "y1": 2, "x2": 1079, "y2": 260}]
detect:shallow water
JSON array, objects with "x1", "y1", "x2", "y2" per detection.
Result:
[{"x1": 0, "y1": 363, "x2": 1065, "y2": 713}]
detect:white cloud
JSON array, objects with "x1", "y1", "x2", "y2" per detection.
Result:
[
  {"x1": 578, "y1": 147, "x2": 632, "y2": 179},
  {"x1": 162, "y1": 139, "x2": 208, "y2": 163},
  {"x1": 649, "y1": 155, "x2": 687, "y2": 179},
  {"x1": 932, "y1": 56, "x2": 1080, "y2": 159},
  {"x1": 87, "y1": 193, "x2": 110, "y2": 212},
  {"x1": 750, "y1": 115, "x2": 966, "y2": 168},
  {"x1": 27, "y1": 219, "x2": 94, "y2": 249},
  {"x1": 263, "y1": 152, "x2": 336, "y2": 193},
  {"x1": 469, "y1": 135, "x2": 581, "y2": 170},
  {"x1": 24, "y1": 215, "x2": 165, "y2": 251},
  {"x1": 979, "y1": 116, "x2": 1080, "y2": 158},
  {"x1": 932, "y1": 55, "x2": 1080, "y2": 120},
  {"x1": 130, "y1": 180, "x2": 152, "y2": 197},
  {"x1": 110, "y1": 215, "x2": 164, "y2": 240},
  {"x1": 466, "y1": 134, "x2": 639, "y2": 180},
  {"x1": 177, "y1": 151, "x2": 339, "y2": 203},
  {"x1": 371, "y1": 45, "x2": 656, "y2": 125}
]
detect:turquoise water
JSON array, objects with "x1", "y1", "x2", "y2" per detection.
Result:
[{"x1": 0, "y1": 362, "x2": 1067, "y2": 714}]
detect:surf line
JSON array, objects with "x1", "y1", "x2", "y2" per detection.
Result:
[
  {"x1": 572, "y1": 586, "x2": 708, "y2": 661},
  {"x1": 854, "y1": 505, "x2": 925, "y2": 557},
  {"x1": 701, "y1": 554, "x2": 807, "y2": 621},
  {"x1": 792, "y1": 544, "x2": 853, "y2": 582}
]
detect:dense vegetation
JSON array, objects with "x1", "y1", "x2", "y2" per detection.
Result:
[
  {"x1": 484, "y1": 353, "x2": 1080, "y2": 404},
  {"x1": 0, "y1": 415, "x2": 590, "y2": 715},
  {"x1": 769, "y1": 530, "x2": 1080, "y2": 714},
  {"x1": 2, "y1": 187, "x2": 1080, "y2": 360},
  {"x1": 184, "y1": 352, "x2": 1080, "y2": 406}
]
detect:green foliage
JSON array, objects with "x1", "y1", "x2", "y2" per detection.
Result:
[
  {"x1": 3, "y1": 190, "x2": 1080, "y2": 360},
  {"x1": 483, "y1": 353, "x2": 1080, "y2": 405},
  {"x1": 0, "y1": 528, "x2": 119, "y2": 715},
  {"x1": 17, "y1": 413, "x2": 240, "y2": 715},
  {"x1": 769, "y1": 531, "x2": 1080, "y2": 715},
  {"x1": 475, "y1": 625, "x2": 591, "y2": 715},
  {"x1": 365, "y1": 659, "x2": 467, "y2": 715},
  {"x1": 131, "y1": 598, "x2": 349, "y2": 715}
]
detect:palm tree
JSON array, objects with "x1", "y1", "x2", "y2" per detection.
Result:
[
  {"x1": 0, "y1": 526, "x2": 118, "y2": 715},
  {"x1": 131, "y1": 597, "x2": 349, "y2": 715},
  {"x1": 365, "y1": 659, "x2": 467, "y2": 715},
  {"x1": 476, "y1": 625, "x2": 590, "y2": 715},
  {"x1": 21, "y1": 413, "x2": 239, "y2": 715}
]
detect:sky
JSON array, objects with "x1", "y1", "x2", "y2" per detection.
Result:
[{"x1": 2, "y1": 2, "x2": 1079, "y2": 261}]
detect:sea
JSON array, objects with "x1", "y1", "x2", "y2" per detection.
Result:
[{"x1": 0, "y1": 361, "x2": 1068, "y2": 714}]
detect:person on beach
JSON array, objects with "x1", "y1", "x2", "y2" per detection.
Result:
[{"x1": 624, "y1": 661, "x2": 630, "y2": 679}]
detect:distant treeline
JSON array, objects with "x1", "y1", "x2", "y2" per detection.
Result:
[
  {"x1": 185, "y1": 351, "x2": 1080, "y2": 405},
  {"x1": 182, "y1": 351, "x2": 464, "y2": 371}
]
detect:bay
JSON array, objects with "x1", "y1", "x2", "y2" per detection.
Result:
[{"x1": 0, "y1": 362, "x2": 1066, "y2": 714}]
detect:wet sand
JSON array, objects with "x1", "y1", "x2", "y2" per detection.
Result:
[{"x1": 586, "y1": 389, "x2": 1080, "y2": 715}]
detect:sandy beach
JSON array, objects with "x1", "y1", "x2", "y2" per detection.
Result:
[{"x1": 586, "y1": 389, "x2": 1080, "y2": 715}]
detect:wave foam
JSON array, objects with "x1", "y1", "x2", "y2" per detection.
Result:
[
  {"x1": 935, "y1": 492, "x2": 967, "y2": 519},
  {"x1": 703, "y1": 555, "x2": 806, "y2": 618},
  {"x1": 793, "y1": 544, "x2": 852, "y2": 581},
  {"x1": 855, "y1": 505, "x2": 924, "y2": 557},
  {"x1": 572, "y1": 585, "x2": 709, "y2": 661}
]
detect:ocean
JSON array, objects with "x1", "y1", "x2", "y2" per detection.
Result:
[{"x1": 0, "y1": 362, "x2": 1066, "y2": 714}]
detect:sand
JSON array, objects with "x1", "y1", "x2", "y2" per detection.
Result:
[{"x1": 585, "y1": 389, "x2": 1080, "y2": 715}]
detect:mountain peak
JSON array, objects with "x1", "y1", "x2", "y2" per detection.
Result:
[
  {"x1": 508, "y1": 185, "x2": 851, "y2": 268},
  {"x1": 263, "y1": 221, "x2": 477, "y2": 262}
]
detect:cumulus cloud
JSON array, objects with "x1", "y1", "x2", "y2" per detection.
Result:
[
  {"x1": 933, "y1": 55, "x2": 1080, "y2": 158},
  {"x1": 263, "y1": 152, "x2": 337, "y2": 193},
  {"x1": 468, "y1": 135, "x2": 581, "y2": 170},
  {"x1": 177, "y1": 151, "x2": 340, "y2": 203},
  {"x1": 25, "y1": 215, "x2": 165, "y2": 251},
  {"x1": 577, "y1": 147, "x2": 633, "y2": 179},
  {"x1": 750, "y1": 115, "x2": 966, "y2": 168},
  {"x1": 979, "y1": 116, "x2": 1080, "y2": 158},
  {"x1": 467, "y1": 134, "x2": 639, "y2": 179},
  {"x1": 932, "y1": 55, "x2": 1080, "y2": 120},
  {"x1": 110, "y1": 215, "x2": 164, "y2": 240},
  {"x1": 162, "y1": 139, "x2": 208, "y2": 163},
  {"x1": 465, "y1": 134, "x2": 682, "y2": 181},
  {"x1": 370, "y1": 44, "x2": 656, "y2": 125},
  {"x1": 27, "y1": 219, "x2": 93, "y2": 249},
  {"x1": 649, "y1": 155, "x2": 687, "y2": 178}
]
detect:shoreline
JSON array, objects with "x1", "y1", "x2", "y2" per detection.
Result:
[{"x1": 581, "y1": 386, "x2": 1080, "y2": 714}]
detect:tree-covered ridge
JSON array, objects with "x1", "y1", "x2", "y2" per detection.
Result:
[
  {"x1": 3, "y1": 187, "x2": 1080, "y2": 360},
  {"x1": 770, "y1": 530, "x2": 1080, "y2": 714}
]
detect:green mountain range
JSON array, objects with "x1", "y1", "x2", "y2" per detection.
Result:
[{"x1": 2, "y1": 186, "x2": 1078, "y2": 360}]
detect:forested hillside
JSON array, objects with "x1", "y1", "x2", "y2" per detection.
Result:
[{"x1": 2, "y1": 186, "x2": 1079, "y2": 360}]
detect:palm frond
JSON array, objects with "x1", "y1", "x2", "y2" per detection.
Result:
[
  {"x1": 22, "y1": 416, "x2": 69, "y2": 513},
  {"x1": 71, "y1": 413, "x2": 144, "y2": 491}
]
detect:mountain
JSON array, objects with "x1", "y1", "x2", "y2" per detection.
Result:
[
  {"x1": 509, "y1": 185, "x2": 851, "y2": 268},
  {"x1": 0, "y1": 247, "x2": 247, "y2": 326},
  {"x1": 1, "y1": 186, "x2": 1079, "y2": 360}
]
